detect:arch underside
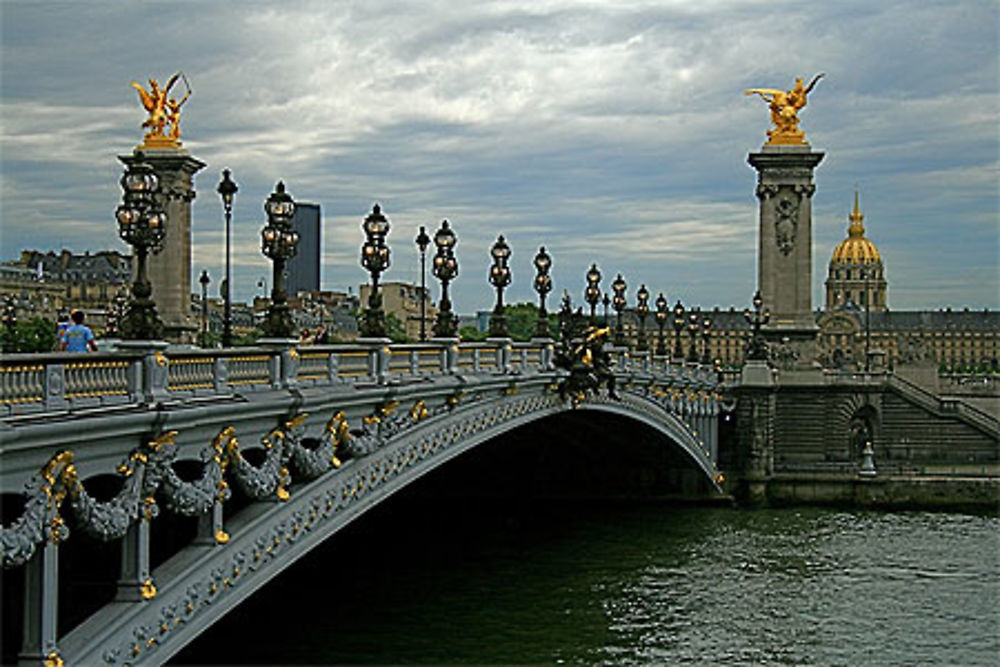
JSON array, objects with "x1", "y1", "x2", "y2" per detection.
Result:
[{"x1": 61, "y1": 388, "x2": 719, "y2": 664}]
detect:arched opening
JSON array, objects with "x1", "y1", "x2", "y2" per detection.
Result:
[{"x1": 172, "y1": 410, "x2": 717, "y2": 664}]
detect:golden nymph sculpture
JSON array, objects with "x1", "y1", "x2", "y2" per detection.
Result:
[
  {"x1": 130, "y1": 72, "x2": 191, "y2": 149},
  {"x1": 746, "y1": 73, "x2": 823, "y2": 145}
]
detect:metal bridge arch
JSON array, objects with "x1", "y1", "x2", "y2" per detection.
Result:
[{"x1": 57, "y1": 386, "x2": 720, "y2": 664}]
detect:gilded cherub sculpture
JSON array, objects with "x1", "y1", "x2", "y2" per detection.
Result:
[
  {"x1": 746, "y1": 73, "x2": 823, "y2": 145},
  {"x1": 130, "y1": 72, "x2": 191, "y2": 149}
]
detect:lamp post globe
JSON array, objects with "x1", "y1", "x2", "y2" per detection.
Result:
[
  {"x1": 431, "y1": 220, "x2": 459, "y2": 338},
  {"x1": 611, "y1": 273, "x2": 627, "y2": 346},
  {"x1": 635, "y1": 284, "x2": 650, "y2": 352},
  {"x1": 654, "y1": 293, "x2": 668, "y2": 357},
  {"x1": 672, "y1": 300, "x2": 685, "y2": 360},
  {"x1": 532, "y1": 246, "x2": 553, "y2": 338},
  {"x1": 686, "y1": 310, "x2": 701, "y2": 363},
  {"x1": 359, "y1": 203, "x2": 391, "y2": 338},
  {"x1": 116, "y1": 156, "x2": 167, "y2": 340},
  {"x1": 488, "y1": 234, "x2": 512, "y2": 338},
  {"x1": 216, "y1": 168, "x2": 238, "y2": 347},
  {"x1": 260, "y1": 181, "x2": 298, "y2": 339}
]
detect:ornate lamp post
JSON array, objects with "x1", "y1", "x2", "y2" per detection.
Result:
[
  {"x1": 431, "y1": 220, "x2": 459, "y2": 338},
  {"x1": 216, "y1": 169, "x2": 238, "y2": 347},
  {"x1": 686, "y1": 310, "x2": 700, "y2": 362},
  {"x1": 415, "y1": 225, "x2": 431, "y2": 342},
  {"x1": 655, "y1": 293, "x2": 668, "y2": 356},
  {"x1": 701, "y1": 314, "x2": 713, "y2": 364},
  {"x1": 260, "y1": 182, "x2": 299, "y2": 338},
  {"x1": 199, "y1": 269, "x2": 210, "y2": 347},
  {"x1": 584, "y1": 264, "x2": 601, "y2": 325},
  {"x1": 488, "y1": 234, "x2": 512, "y2": 338},
  {"x1": 533, "y1": 246, "x2": 552, "y2": 338},
  {"x1": 611, "y1": 273, "x2": 627, "y2": 346},
  {"x1": 359, "y1": 204, "x2": 391, "y2": 338},
  {"x1": 635, "y1": 284, "x2": 650, "y2": 352},
  {"x1": 672, "y1": 300, "x2": 685, "y2": 360},
  {"x1": 115, "y1": 157, "x2": 167, "y2": 340},
  {"x1": 743, "y1": 289, "x2": 771, "y2": 361}
]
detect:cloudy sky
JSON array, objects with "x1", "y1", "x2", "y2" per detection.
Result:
[{"x1": 1, "y1": 1, "x2": 996, "y2": 314}]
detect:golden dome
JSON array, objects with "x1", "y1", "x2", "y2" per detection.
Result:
[{"x1": 831, "y1": 190, "x2": 881, "y2": 264}]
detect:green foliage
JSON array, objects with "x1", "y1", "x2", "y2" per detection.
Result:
[
  {"x1": 3, "y1": 317, "x2": 57, "y2": 353},
  {"x1": 504, "y1": 302, "x2": 558, "y2": 342},
  {"x1": 459, "y1": 326, "x2": 488, "y2": 342},
  {"x1": 385, "y1": 313, "x2": 408, "y2": 343}
]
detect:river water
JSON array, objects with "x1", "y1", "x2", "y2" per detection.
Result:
[{"x1": 175, "y1": 496, "x2": 998, "y2": 665}]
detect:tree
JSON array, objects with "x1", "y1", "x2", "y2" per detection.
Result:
[
  {"x1": 458, "y1": 326, "x2": 487, "y2": 342},
  {"x1": 503, "y1": 302, "x2": 558, "y2": 341},
  {"x1": 4, "y1": 317, "x2": 57, "y2": 353}
]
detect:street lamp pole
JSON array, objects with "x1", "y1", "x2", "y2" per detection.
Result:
[
  {"x1": 415, "y1": 225, "x2": 431, "y2": 342},
  {"x1": 654, "y1": 293, "x2": 668, "y2": 356},
  {"x1": 743, "y1": 290, "x2": 771, "y2": 362},
  {"x1": 488, "y1": 234, "x2": 512, "y2": 338},
  {"x1": 701, "y1": 314, "x2": 712, "y2": 365},
  {"x1": 687, "y1": 310, "x2": 700, "y2": 362},
  {"x1": 217, "y1": 169, "x2": 238, "y2": 347},
  {"x1": 360, "y1": 204, "x2": 392, "y2": 339},
  {"x1": 260, "y1": 182, "x2": 299, "y2": 338},
  {"x1": 584, "y1": 264, "x2": 601, "y2": 325},
  {"x1": 635, "y1": 284, "x2": 650, "y2": 352},
  {"x1": 199, "y1": 269, "x2": 210, "y2": 347},
  {"x1": 116, "y1": 157, "x2": 167, "y2": 340},
  {"x1": 533, "y1": 246, "x2": 552, "y2": 338},
  {"x1": 611, "y1": 274, "x2": 626, "y2": 347},
  {"x1": 431, "y1": 220, "x2": 458, "y2": 338},
  {"x1": 672, "y1": 300, "x2": 685, "y2": 361}
]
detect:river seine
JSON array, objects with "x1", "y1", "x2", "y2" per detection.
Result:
[{"x1": 176, "y1": 500, "x2": 998, "y2": 665}]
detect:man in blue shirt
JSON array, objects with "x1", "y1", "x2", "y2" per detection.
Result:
[{"x1": 60, "y1": 310, "x2": 98, "y2": 352}]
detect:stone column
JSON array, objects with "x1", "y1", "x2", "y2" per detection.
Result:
[
  {"x1": 748, "y1": 146, "x2": 824, "y2": 366},
  {"x1": 120, "y1": 149, "x2": 206, "y2": 344}
]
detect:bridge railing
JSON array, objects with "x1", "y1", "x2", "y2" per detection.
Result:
[{"x1": 0, "y1": 339, "x2": 561, "y2": 417}]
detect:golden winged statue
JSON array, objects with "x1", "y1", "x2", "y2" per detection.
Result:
[
  {"x1": 746, "y1": 73, "x2": 823, "y2": 145},
  {"x1": 130, "y1": 72, "x2": 190, "y2": 149}
]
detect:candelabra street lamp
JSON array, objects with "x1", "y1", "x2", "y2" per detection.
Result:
[
  {"x1": 672, "y1": 300, "x2": 685, "y2": 360},
  {"x1": 116, "y1": 157, "x2": 167, "y2": 340},
  {"x1": 431, "y1": 220, "x2": 459, "y2": 338},
  {"x1": 217, "y1": 169, "x2": 238, "y2": 347},
  {"x1": 415, "y1": 225, "x2": 431, "y2": 342},
  {"x1": 199, "y1": 269, "x2": 210, "y2": 347},
  {"x1": 533, "y1": 246, "x2": 552, "y2": 338},
  {"x1": 584, "y1": 264, "x2": 602, "y2": 325},
  {"x1": 701, "y1": 313, "x2": 712, "y2": 364},
  {"x1": 744, "y1": 290, "x2": 771, "y2": 362},
  {"x1": 655, "y1": 293, "x2": 668, "y2": 357},
  {"x1": 686, "y1": 310, "x2": 701, "y2": 362},
  {"x1": 635, "y1": 284, "x2": 650, "y2": 352},
  {"x1": 260, "y1": 182, "x2": 299, "y2": 338},
  {"x1": 611, "y1": 273, "x2": 627, "y2": 347},
  {"x1": 360, "y1": 204, "x2": 391, "y2": 338},
  {"x1": 488, "y1": 234, "x2": 512, "y2": 338}
]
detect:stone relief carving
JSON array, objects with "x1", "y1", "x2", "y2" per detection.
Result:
[{"x1": 774, "y1": 195, "x2": 800, "y2": 255}]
